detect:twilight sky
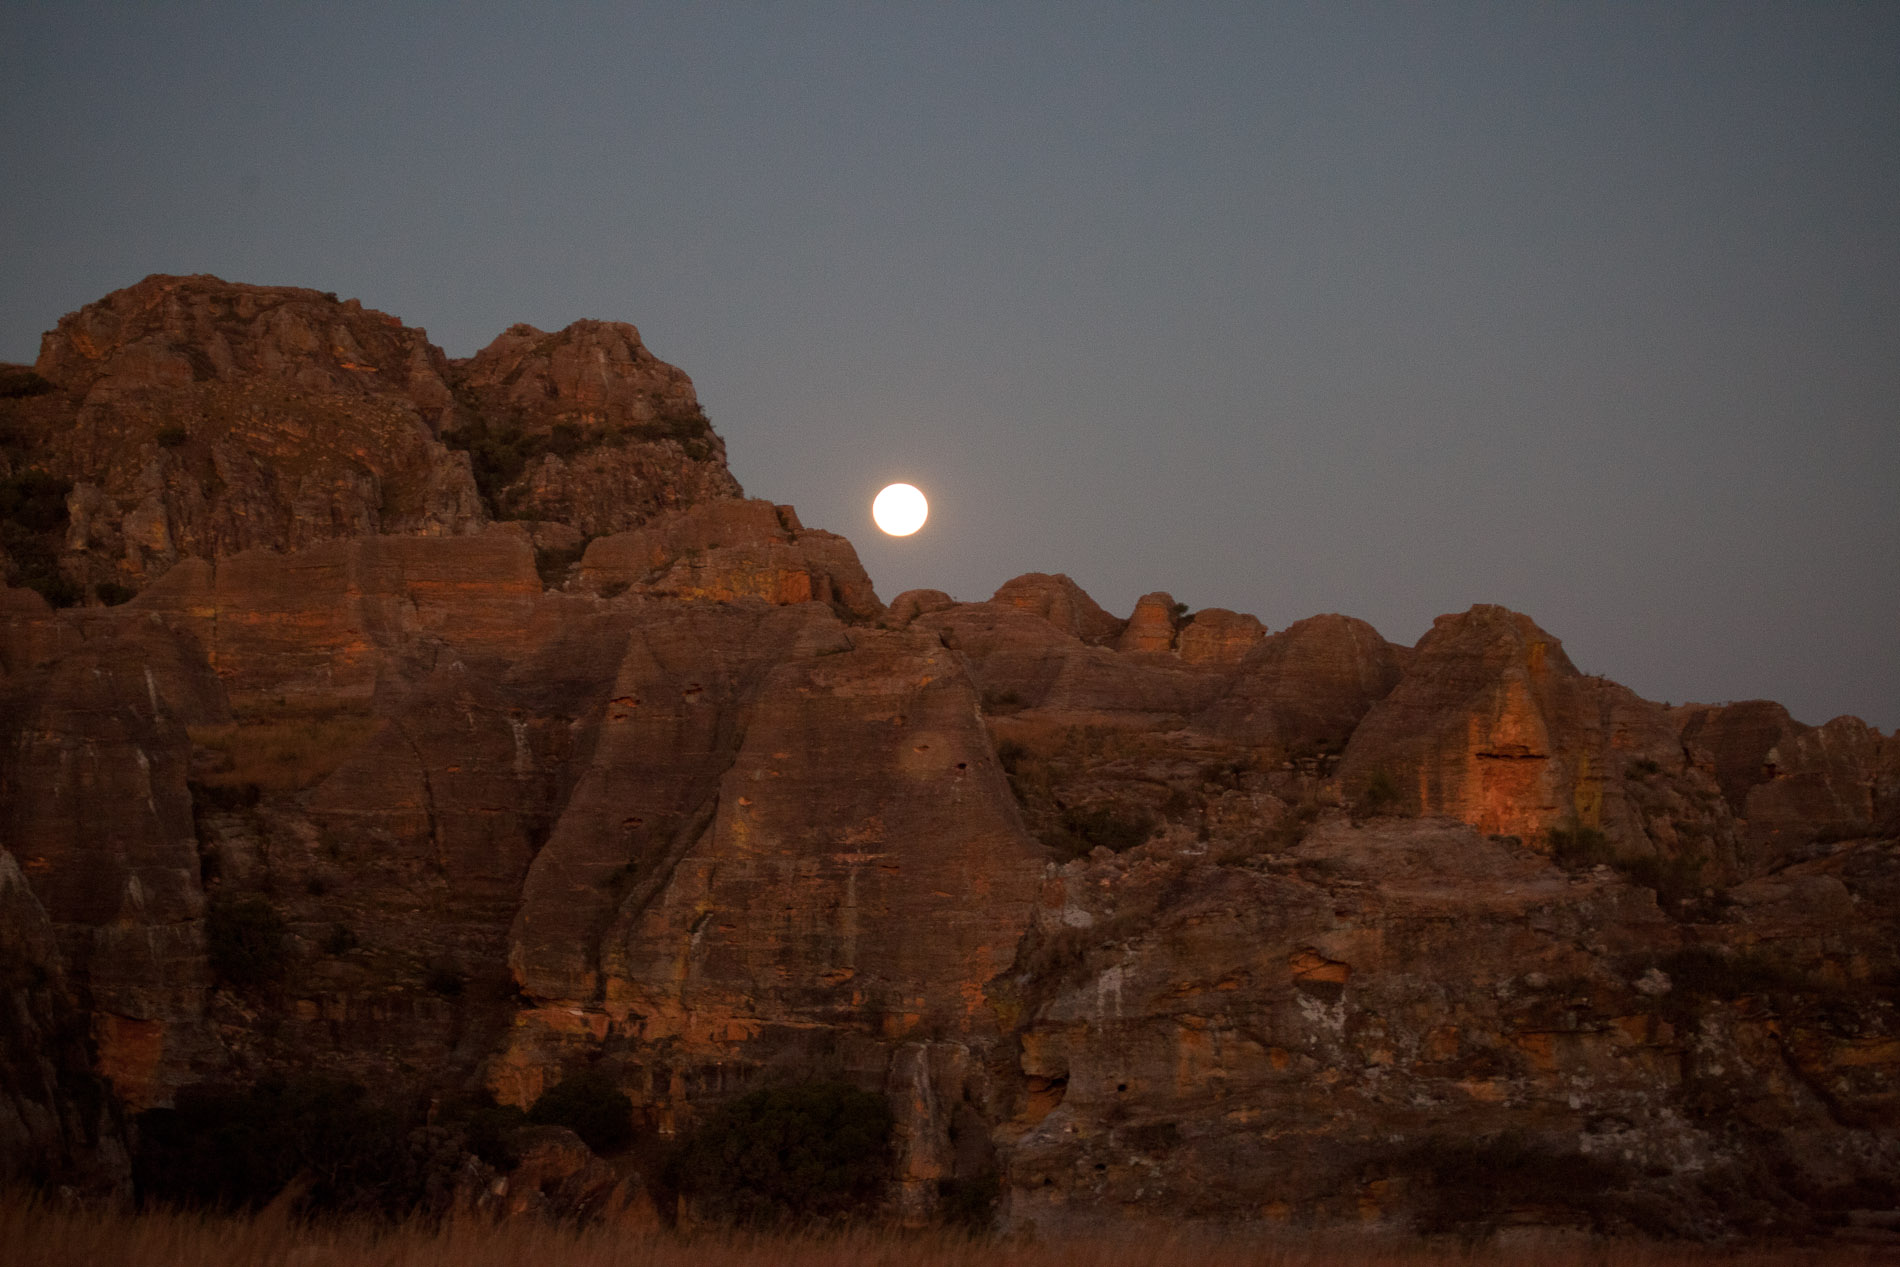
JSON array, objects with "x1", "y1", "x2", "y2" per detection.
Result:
[{"x1": 4, "y1": 3, "x2": 1896, "y2": 729}]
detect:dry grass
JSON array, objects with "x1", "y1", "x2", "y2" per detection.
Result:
[
  {"x1": 2, "y1": 1195, "x2": 1885, "y2": 1267},
  {"x1": 189, "y1": 695, "x2": 382, "y2": 792}
]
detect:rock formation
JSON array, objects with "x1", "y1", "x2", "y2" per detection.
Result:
[{"x1": 1, "y1": 278, "x2": 1896, "y2": 1242}]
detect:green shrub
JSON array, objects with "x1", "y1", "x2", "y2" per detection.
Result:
[
  {"x1": 1047, "y1": 804, "x2": 1154, "y2": 859},
  {"x1": 938, "y1": 1168, "x2": 1001, "y2": 1230},
  {"x1": 993, "y1": 738, "x2": 1027, "y2": 774},
  {"x1": 533, "y1": 540, "x2": 587, "y2": 588},
  {"x1": 527, "y1": 1068, "x2": 634, "y2": 1154},
  {"x1": 1398, "y1": 1133, "x2": 1624, "y2": 1237},
  {"x1": 1655, "y1": 946, "x2": 1797, "y2": 999},
  {"x1": 0, "y1": 470, "x2": 72, "y2": 532},
  {"x1": 133, "y1": 1075, "x2": 407, "y2": 1214},
  {"x1": 1617, "y1": 851, "x2": 1706, "y2": 909},
  {"x1": 463, "y1": 1101, "x2": 530, "y2": 1171},
  {"x1": 1355, "y1": 769, "x2": 1402, "y2": 818},
  {"x1": 205, "y1": 895, "x2": 288, "y2": 988},
  {"x1": 23, "y1": 571, "x2": 81, "y2": 608},
  {"x1": 663, "y1": 1081, "x2": 894, "y2": 1227},
  {"x1": 0, "y1": 367, "x2": 55, "y2": 398},
  {"x1": 1548, "y1": 823, "x2": 1615, "y2": 868}
]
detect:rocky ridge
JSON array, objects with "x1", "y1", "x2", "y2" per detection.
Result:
[{"x1": 2, "y1": 279, "x2": 1896, "y2": 1241}]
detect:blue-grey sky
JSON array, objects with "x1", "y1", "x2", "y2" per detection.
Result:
[{"x1": 4, "y1": 2, "x2": 1896, "y2": 729}]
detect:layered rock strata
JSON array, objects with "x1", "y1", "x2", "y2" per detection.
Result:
[{"x1": 2, "y1": 279, "x2": 1896, "y2": 1240}]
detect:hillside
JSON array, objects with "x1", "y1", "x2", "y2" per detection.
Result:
[{"x1": 2, "y1": 277, "x2": 1896, "y2": 1242}]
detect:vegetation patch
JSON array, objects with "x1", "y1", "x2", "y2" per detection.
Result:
[
  {"x1": 1043, "y1": 803, "x2": 1155, "y2": 860},
  {"x1": 528, "y1": 1068, "x2": 635, "y2": 1154},
  {"x1": 981, "y1": 687, "x2": 1027, "y2": 714},
  {"x1": 1351, "y1": 769, "x2": 1403, "y2": 820},
  {"x1": 662, "y1": 1081, "x2": 894, "y2": 1228},
  {"x1": 188, "y1": 697, "x2": 382, "y2": 792},
  {"x1": 1393, "y1": 1132, "x2": 1626, "y2": 1238},
  {"x1": 0, "y1": 469, "x2": 77, "y2": 606},
  {"x1": 0, "y1": 367, "x2": 56, "y2": 398},
  {"x1": 937, "y1": 1168, "x2": 1001, "y2": 1230},
  {"x1": 442, "y1": 408, "x2": 715, "y2": 517},
  {"x1": 1547, "y1": 822, "x2": 1709, "y2": 913},
  {"x1": 534, "y1": 539, "x2": 589, "y2": 588},
  {"x1": 135, "y1": 1075, "x2": 411, "y2": 1214}
]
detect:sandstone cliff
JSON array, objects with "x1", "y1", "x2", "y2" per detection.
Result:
[
  {"x1": 1, "y1": 280, "x2": 1895, "y2": 1241},
  {"x1": 0, "y1": 275, "x2": 740, "y2": 604}
]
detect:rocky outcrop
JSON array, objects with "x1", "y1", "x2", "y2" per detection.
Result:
[
  {"x1": 17, "y1": 275, "x2": 487, "y2": 593},
  {"x1": 450, "y1": 319, "x2": 742, "y2": 536},
  {"x1": 1676, "y1": 699, "x2": 1805, "y2": 814},
  {"x1": 1, "y1": 276, "x2": 743, "y2": 603},
  {"x1": 1, "y1": 279, "x2": 1895, "y2": 1243},
  {"x1": 1175, "y1": 608, "x2": 1265, "y2": 666},
  {"x1": 991, "y1": 574, "x2": 1124, "y2": 646},
  {"x1": 577, "y1": 499, "x2": 883, "y2": 623},
  {"x1": 1334, "y1": 606, "x2": 1734, "y2": 872},
  {"x1": 1194, "y1": 614, "x2": 1407, "y2": 754},
  {"x1": 998, "y1": 814, "x2": 1900, "y2": 1239},
  {"x1": 0, "y1": 610, "x2": 229, "y2": 1107}
]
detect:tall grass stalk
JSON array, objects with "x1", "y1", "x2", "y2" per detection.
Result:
[{"x1": 2, "y1": 1192, "x2": 1885, "y2": 1267}]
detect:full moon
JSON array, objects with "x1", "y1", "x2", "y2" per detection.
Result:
[{"x1": 872, "y1": 483, "x2": 928, "y2": 536}]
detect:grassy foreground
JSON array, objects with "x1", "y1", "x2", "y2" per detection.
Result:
[{"x1": 2, "y1": 1194, "x2": 1886, "y2": 1267}]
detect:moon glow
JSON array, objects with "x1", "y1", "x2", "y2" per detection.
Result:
[{"x1": 872, "y1": 483, "x2": 928, "y2": 536}]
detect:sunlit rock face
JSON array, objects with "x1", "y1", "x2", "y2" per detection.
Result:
[
  {"x1": 4, "y1": 274, "x2": 739, "y2": 599},
  {"x1": 453, "y1": 318, "x2": 742, "y2": 536},
  {"x1": 1, "y1": 278, "x2": 1896, "y2": 1234},
  {"x1": 1334, "y1": 605, "x2": 1738, "y2": 871}
]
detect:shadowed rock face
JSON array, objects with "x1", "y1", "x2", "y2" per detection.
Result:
[{"x1": 1, "y1": 279, "x2": 1896, "y2": 1237}]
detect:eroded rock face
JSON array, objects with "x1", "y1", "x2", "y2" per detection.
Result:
[
  {"x1": 1, "y1": 276, "x2": 744, "y2": 602},
  {"x1": 16, "y1": 275, "x2": 487, "y2": 592},
  {"x1": 452, "y1": 319, "x2": 742, "y2": 536},
  {"x1": 997, "y1": 816, "x2": 1900, "y2": 1239},
  {"x1": 0, "y1": 612, "x2": 229, "y2": 1107},
  {"x1": 2, "y1": 279, "x2": 1895, "y2": 1241},
  {"x1": 991, "y1": 573, "x2": 1125, "y2": 646},
  {"x1": 0, "y1": 849, "x2": 130, "y2": 1194},
  {"x1": 578, "y1": 499, "x2": 883, "y2": 623},
  {"x1": 1194, "y1": 613, "x2": 1406, "y2": 753},
  {"x1": 1335, "y1": 606, "x2": 1734, "y2": 873}
]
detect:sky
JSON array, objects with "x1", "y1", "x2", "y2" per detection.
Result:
[{"x1": 3, "y1": 2, "x2": 1896, "y2": 730}]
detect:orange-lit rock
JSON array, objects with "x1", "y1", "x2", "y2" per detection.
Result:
[
  {"x1": 3, "y1": 279, "x2": 1896, "y2": 1237},
  {"x1": 1174, "y1": 607, "x2": 1265, "y2": 666},
  {"x1": 1115, "y1": 592, "x2": 1179, "y2": 654},
  {"x1": 1335, "y1": 605, "x2": 1730, "y2": 866},
  {"x1": 578, "y1": 499, "x2": 883, "y2": 623},
  {"x1": 991, "y1": 573, "x2": 1125, "y2": 645},
  {"x1": 1194, "y1": 613, "x2": 1405, "y2": 752}
]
